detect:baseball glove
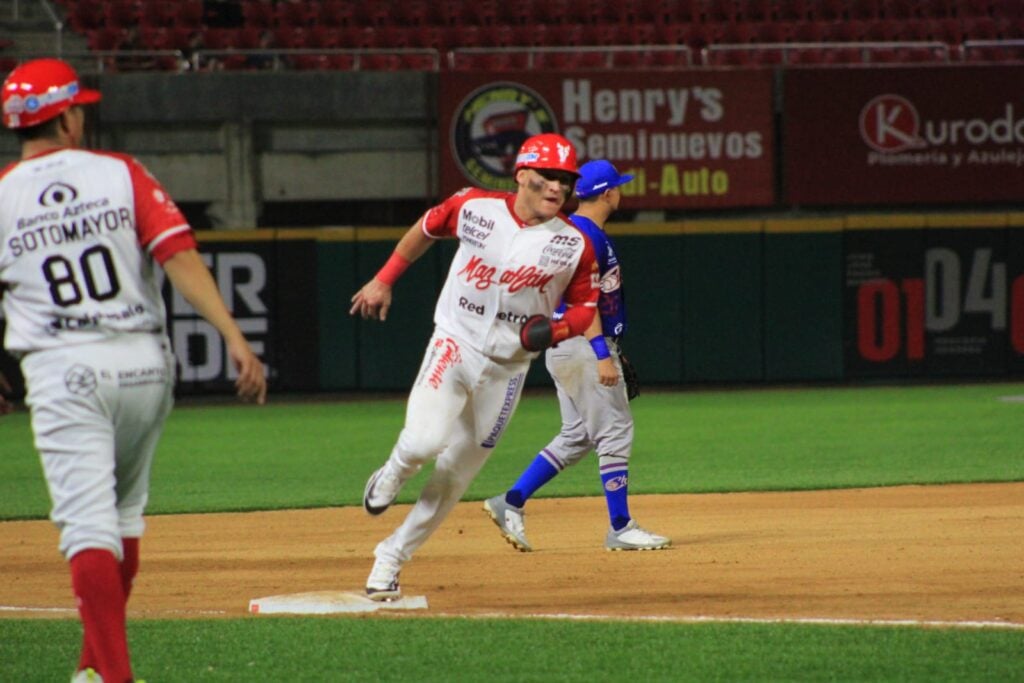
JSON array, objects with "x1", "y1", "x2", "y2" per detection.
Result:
[{"x1": 619, "y1": 352, "x2": 640, "y2": 401}]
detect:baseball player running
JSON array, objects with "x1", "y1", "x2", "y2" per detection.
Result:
[
  {"x1": 350, "y1": 133, "x2": 599, "y2": 600},
  {"x1": 484, "y1": 160, "x2": 670, "y2": 552},
  {"x1": 0, "y1": 59, "x2": 266, "y2": 683}
]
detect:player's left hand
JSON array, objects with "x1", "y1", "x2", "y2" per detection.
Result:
[
  {"x1": 350, "y1": 278, "x2": 393, "y2": 321},
  {"x1": 227, "y1": 340, "x2": 267, "y2": 405},
  {"x1": 597, "y1": 357, "x2": 619, "y2": 387}
]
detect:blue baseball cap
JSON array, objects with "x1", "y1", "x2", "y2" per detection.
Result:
[{"x1": 575, "y1": 160, "x2": 635, "y2": 199}]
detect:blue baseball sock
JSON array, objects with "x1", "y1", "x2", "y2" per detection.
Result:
[
  {"x1": 600, "y1": 466, "x2": 631, "y2": 531},
  {"x1": 506, "y1": 454, "x2": 559, "y2": 508}
]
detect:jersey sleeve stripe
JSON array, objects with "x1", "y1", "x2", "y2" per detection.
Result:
[{"x1": 145, "y1": 223, "x2": 192, "y2": 254}]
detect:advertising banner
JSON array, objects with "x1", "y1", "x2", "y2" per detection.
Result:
[
  {"x1": 162, "y1": 238, "x2": 319, "y2": 395},
  {"x1": 439, "y1": 70, "x2": 775, "y2": 209},
  {"x1": 844, "y1": 218, "x2": 1016, "y2": 378},
  {"x1": 785, "y1": 65, "x2": 1024, "y2": 205}
]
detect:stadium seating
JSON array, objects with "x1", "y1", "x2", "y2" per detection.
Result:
[{"x1": 50, "y1": 0, "x2": 1024, "y2": 71}]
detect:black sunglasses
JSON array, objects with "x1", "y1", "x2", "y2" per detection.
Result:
[{"x1": 534, "y1": 169, "x2": 578, "y2": 187}]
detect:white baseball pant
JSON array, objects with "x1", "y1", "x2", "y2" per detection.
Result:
[
  {"x1": 21, "y1": 334, "x2": 175, "y2": 561},
  {"x1": 374, "y1": 328, "x2": 528, "y2": 565}
]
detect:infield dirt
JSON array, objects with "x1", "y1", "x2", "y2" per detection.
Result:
[{"x1": 2, "y1": 483, "x2": 1023, "y2": 625}]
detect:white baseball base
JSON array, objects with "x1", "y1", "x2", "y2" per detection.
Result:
[{"x1": 249, "y1": 590, "x2": 428, "y2": 615}]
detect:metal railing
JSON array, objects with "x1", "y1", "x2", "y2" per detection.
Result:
[
  {"x1": 448, "y1": 44, "x2": 694, "y2": 70},
  {"x1": 191, "y1": 47, "x2": 442, "y2": 72},
  {"x1": 702, "y1": 41, "x2": 952, "y2": 65},
  {"x1": 961, "y1": 39, "x2": 1024, "y2": 62}
]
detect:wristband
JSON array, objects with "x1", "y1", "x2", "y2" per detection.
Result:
[
  {"x1": 375, "y1": 252, "x2": 411, "y2": 286},
  {"x1": 589, "y1": 336, "x2": 611, "y2": 360}
]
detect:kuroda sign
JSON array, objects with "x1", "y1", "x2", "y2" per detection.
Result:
[
  {"x1": 860, "y1": 94, "x2": 1024, "y2": 165},
  {"x1": 440, "y1": 71, "x2": 775, "y2": 209},
  {"x1": 784, "y1": 65, "x2": 1024, "y2": 206}
]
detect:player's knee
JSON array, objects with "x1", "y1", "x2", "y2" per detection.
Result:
[{"x1": 396, "y1": 427, "x2": 448, "y2": 464}]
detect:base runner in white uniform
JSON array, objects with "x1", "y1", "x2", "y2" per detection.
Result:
[
  {"x1": 484, "y1": 160, "x2": 670, "y2": 552},
  {"x1": 0, "y1": 59, "x2": 266, "y2": 683},
  {"x1": 350, "y1": 133, "x2": 600, "y2": 600}
]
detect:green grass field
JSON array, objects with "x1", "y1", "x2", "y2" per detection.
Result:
[{"x1": 2, "y1": 383, "x2": 1023, "y2": 681}]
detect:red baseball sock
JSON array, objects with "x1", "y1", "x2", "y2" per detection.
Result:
[
  {"x1": 70, "y1": 548, "x2": 134, "y2": 683},
  {"x1": 77, "y1": 538, "x2": 139, "y2": 674},
  {"x1": 120, "y1": 538, "x2": 140, "y2": 598}
]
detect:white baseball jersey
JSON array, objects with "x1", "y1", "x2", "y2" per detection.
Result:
[
  {"x1": 0, "y1": 148, "x2": 197, "y2": 354},
  {"x1": 423, "y1": 187, "x2": 599, "y2": 363}
]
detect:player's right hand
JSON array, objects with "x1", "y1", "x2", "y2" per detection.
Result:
[
  {"x1": 350, "y1": 278, "x2": 393, "y2": 321},
  {"x1": 0, "y1": 372, "x2": 13, "y2": 415}
]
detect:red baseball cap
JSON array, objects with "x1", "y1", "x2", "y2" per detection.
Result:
[
  {"x1": 514, "y1": 133, "x2": 580, "y2": 177},
  {"x1": 2, "y1": 58, "x2": 101, "y2": 129}
]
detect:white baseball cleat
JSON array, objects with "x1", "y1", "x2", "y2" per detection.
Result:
[
  {"x1": 483, "y1": 495, "x2": 532, "y2": 552},
  {"x1": 365, "y1": 557, "x2": 403, "y2": 601},
  {"x1": 605, "y1": 519, "x2": 671, "y2": 551},
  {"x1": 363, "y1": 461, "x2": 407, "y2": 515},
  {"x1": 70, "y1": 668, "x2": 102, "y2": 683}
]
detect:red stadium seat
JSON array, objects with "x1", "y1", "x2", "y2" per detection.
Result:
[
  {"x1": 736, "y1": 0, "x2": 772, "y2": 22},
  {"x1": 352, "y1": 1, "x2": 392, "y2": 27},
  {"x1": 848, "y1": 0, "x2": 883, "y2": 20},
  {"x1": 65, "y1": 1, "x2": 105, "y2": 32},
  {"x1": 830, "y1": 20, "x2": 870, "y2": 41},
  {"x1": 408, "y1": 26, "x2": 449, "y2": 51},
  {"x1": 139, "y1": 0, "x2": 177, "y2": 28},
  {"x1": 359, "y1": 53, "x2": 404, "y2": 70},
  {"x1": 428, "y1": 0, "x2": 465, "y2": 26},
  {"x1": 774, "y1": 0, "x2": 810, "y2": 22},
  {"x1": 449, "y1": 25, "x2": 481, "y2": 48},
  {"x1": 203, "y1": 28, "x2": 242, "y2": 50},
  {"x1": 176, "y1": 1, "x2": 205, "y2": 28},
  {"x1": 341, "y1": 26, "x2": 378, "y2": 48},
  {"x1": 401, "y1": 53, "x2": 439, "y2": 70},
  {"x1": 462, "y1": 0, "x2": 499, "y2": 26},
  {"x1": 104, "y1": 0, "x2": 139, "y2": 29},
  {"x1": 862, "y1": 19, "x2": 906, "y2": 41},
  {"x1": 308, "y1": 25, "x2": 343, "y2": 48},
  {"x1": 701, "y1": 0, "x2": 737, "y2": 23},
  {"x1": 271, "y1": 26, "x2": 308, "y2": 49},
  {"x1": 955, "y1": 0, "x2": 993, "y2": 17},
  {"x1": 707, "y1": 21, "x2": 756, "y2": 45},
  {"x1": 378, "y1": 26, "x2": 411, "y2": 48},
  {"x1": 705, "y1": 49, "x2": 756, "y2": 67},
  {"x1": 392, "y1": 0, "x2": 430, "y2": 26},
  {"x1": 962, "y1": 15, "x2": 1001, "y2": 38},
  {"x1": 275, "y1": 1, "x2": 319, "y2": 26},
  {"x1": 87, "y1": 27, "x2": 128, "y2": 51},
  {"x1": 821, "y1": 46, "x2": 867, "y2": 63},
  {"x1": 751, "y1": 21, "x2": 788, "y2": 43},
  {"x1": 527, "y1": 0, "x2": 572, "y2": 25},
  {"x1": 789, "y1": 21, "x2": 831, "y2": 43},
  {"x1": 320, "y1": 1, "x2": 355, "y2": 26},
  {"x1": 619, "y1": 22, "x2": 657, "y2": 46},
  {"x1": 813, "y1": 0, "x2": 847, "y2": 21}
]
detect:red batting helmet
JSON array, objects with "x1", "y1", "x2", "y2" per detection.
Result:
[
  {"x1": 514, "y1": 133, "x2": 579, "y2": 177},
  {"x1": 2, "y1": 58, "x2": 101, "y2": 129}
]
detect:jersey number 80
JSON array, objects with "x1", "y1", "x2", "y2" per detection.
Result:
[{"x1": 42, "y1": 245, "x2": 121, "y2": 306}]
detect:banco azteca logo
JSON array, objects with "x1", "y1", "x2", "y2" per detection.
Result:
[
  {"x1": 39, "y1": 181, "x2": 78, "y2": 207},
  {"x1": 451, "y1": 82, "x2": 558, "y2": 191},
  {"x1": 859, "y1": 94, "x2": 926, "y2": 153}
]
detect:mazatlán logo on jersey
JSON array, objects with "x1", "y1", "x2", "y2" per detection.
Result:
[{"x1": 451, "y1": 82, "x2": 558, "y2": 191}]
